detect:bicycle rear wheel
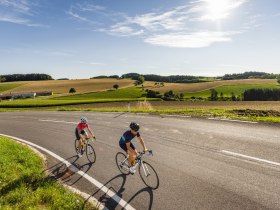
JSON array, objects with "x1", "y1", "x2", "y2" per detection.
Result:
[
  {"x1": 115, "y1": 152, "x2": 130, "y2": 175},
  {"x1": 139, "y1": 161, "x2": 159, "y2": 189},
  {"x1": 86, "y1": 144, "x2": 96, "y2": 163}
]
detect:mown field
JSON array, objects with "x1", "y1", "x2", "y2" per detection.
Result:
[
  {"x1": 1, "y1": 78, "x2": 134, "y2": 94},
  {"x1": 145, "y1": 79, "x2": 278, "y2": 93},
  {"x1": 55, "y1": 87, "x2": 145, "y2": 100},
  {"x1": 0, "y1": 83, "x2": 25, "y2": 93},
  {"x1": 183, "y1": 84, "x2": 280, "y2": 98}
]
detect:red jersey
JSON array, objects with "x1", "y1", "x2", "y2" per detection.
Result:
[{"x1": 77, "y1": 122, "x2": 88, "y2": 131}]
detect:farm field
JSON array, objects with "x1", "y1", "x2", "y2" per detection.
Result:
[
  {"x1": 55, "y1": 100, "x2": 280, "y2": 112},
  {"x1": 0, "y1": 78, "x2": 134, "y2": 94},
  {"x1": 183, "y1": 84, "x2": 280, "y2": 98},
  {"x1": 0, "y1": 83, "x2": 25, "y2": 93},
  {"x1": 55, "y1": 86, "x2": 145, "y2": 100},
  {"x1": 145, "y1": 79, "x2": 278, "y2": 93}
]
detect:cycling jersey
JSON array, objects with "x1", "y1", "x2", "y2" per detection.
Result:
[
  {"x1": 77, "y1": 122, "x2": 88, "y2": 131},
  {"x1": 119, "y1": 130, "x2": 140, "y2": 144},
  {"x1": 75, "y1": 122, "x2": 89, "y2": 139}
]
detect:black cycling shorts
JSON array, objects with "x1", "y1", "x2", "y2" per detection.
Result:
[{"x1": 119, "y1": 142, "x2": 135, "y2": 152}]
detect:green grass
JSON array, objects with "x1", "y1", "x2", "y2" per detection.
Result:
[
  {"x1": 0, "y1": 87, "x2": 161, "y2": 108},
  {"x1": 0, "y1": 83, "x2": 25, "y2": 93},
  {"x1": 183, "y1": 84, "x2": 280, "y2": 98},
  {"x1": 55, "y1": 86, "x2": 146, "y2": 100},
  {"x1": 0, "y1": 136, "x2": 97, "y2": 210},
  {"x1": 0, "y1": 98, "x2": 159, "y2": 108}
]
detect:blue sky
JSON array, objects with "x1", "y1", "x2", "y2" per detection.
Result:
[{"x1": 0, "y1": 0, "x2": 279, "y2": 79}]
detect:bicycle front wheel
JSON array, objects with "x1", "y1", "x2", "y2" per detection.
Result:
[
  {"x1": 115, "y1": 152, "x2": 130, "y2": 175},
  {"x1": 86, "y1": 144, "x2": 96, "y2": 163},
  {"x1": 74, "y1": 139, "x2": 80, "y2": 154},
  {"x1": 139, "y1": 161, "x2": 159, "y2": 189}
]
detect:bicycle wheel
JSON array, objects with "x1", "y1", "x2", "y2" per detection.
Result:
[
  {"x1": 139, "y1": 161, "x2": 159, "y2": 189},
  {"x1": 115, "y1": 152, "x2": 130, "y2": 175},
  {"x1": 74, "y1": 139, "x2": 80, "y2": 154},
  {"x1": 86, "y1": 144, "x2": 96, "y2": 163}
]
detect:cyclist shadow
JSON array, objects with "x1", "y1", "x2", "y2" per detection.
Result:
[
  {"x1": 44, "y1": 155, "x2": 94, "y2": 185},
  {"x1": 83, "y1": 173, "x2": 154, "y2": 210}
]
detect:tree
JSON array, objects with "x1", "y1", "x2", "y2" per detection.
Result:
[
  {"x1": 277, "y1": 76, "x2": 280, "y2": 84},
  {"x1": 220, "y1": 92, "x2": 224, "y2": 99},
  {"x1": 209, "y1": 89, "x2": 218, "y2": 101},
  {"x1": 69, "y1": 88, "x2": 76, "y2": 94},
  {"x1": 137, "y1": 75, "x2": 145, "y2": 86},
  {"x1": 231, "y1": 92, "x2": 236, "y2": 101},
  {"x1": 113, "y1": 84, "x2": 119, "y2": 90},
  {"x1": 179, "y1": 93, "x2": 184, "y2": 100}
]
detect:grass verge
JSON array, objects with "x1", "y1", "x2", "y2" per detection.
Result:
[{"x1": 0, "y1": 136, "x2": 97, "y2": 210}]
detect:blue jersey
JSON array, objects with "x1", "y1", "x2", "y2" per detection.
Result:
[{"x1": 119, "y1": 130, "x2": 140, "y2": 145}]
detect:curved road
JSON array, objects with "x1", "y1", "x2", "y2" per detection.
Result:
[{"x1": 1, "y1": 112, "x2": 280, "y2": 210}]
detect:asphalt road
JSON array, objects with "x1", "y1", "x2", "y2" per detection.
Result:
[{"x1": 1, "y1": 112, "x2": 280, "y2": 210}]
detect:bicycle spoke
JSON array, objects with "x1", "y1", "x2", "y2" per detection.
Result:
[
  {"x1": 116, "y1": 152, "x2": 130, "y2": 175},
  {"x1": 86, "y1": 144, "x2": 96, "y2": 163},
  {"x1": 139, "y1": 161, "x2": 159, "y2": 189}
]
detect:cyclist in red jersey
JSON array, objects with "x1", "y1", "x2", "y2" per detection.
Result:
[{"x1": 75, "y1": 116, "x2": 95, "y2": 157}]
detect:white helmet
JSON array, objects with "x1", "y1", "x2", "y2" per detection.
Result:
[{"x1": 81, "y1": 116, "x2": 87, "y2": 124}]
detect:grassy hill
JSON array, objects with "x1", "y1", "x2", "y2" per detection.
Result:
[
  {"x1": 183, "y1": 84, "x2": 280, "y2": 99},
  {"x1": 1, "y1": 78, "x2": 134, "y2": 94},
  {"x1": 55, "y1": 87, "x2": 145, "y2": 100},
  {"x1": 145, "y1": 79, "x2": 277, "y2": 93},
  {"x1": 0, "y1": 83, "x2": 25, "y2": 93}
]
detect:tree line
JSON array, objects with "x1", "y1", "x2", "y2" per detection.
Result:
[
  {"x1": 0, "y1": 74, "x2": 53, "y2": 82},
  {"x1": 219, "y1": 71, "x2": 279, "y2": 80},
  {"x1": 243, "y1": 89, "x2": 280, "y2": 101},
  {"x1": 92, "y1": 71, "x2": 280, "y2": 83}
]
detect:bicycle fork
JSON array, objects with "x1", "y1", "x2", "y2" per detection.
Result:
[{"x1": 140, "y1": 160, "x2": 151, "y2": 177}]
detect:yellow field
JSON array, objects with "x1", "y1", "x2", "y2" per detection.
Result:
[
  {"x1": 2, "y1": 78, "x2": 134, "y2": 94},
  {"x1": 144, "y1": 79, "x2": 277, "y2": 93}
]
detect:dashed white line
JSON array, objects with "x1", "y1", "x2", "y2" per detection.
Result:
[
  {"x1": 221, "y1": 150, "x2": 280, "y2": 167},
  {"x1": 39, "y1": 119, "x2": 77, "y2": 124},
  {"x1": 0, "y1": 134, "x2": 136, "y2": 210}
]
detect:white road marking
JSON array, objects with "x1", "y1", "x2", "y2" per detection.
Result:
[
  {"x1": 221, "y1": 150, "x2": 280, "y2": 167},
  {"x1": 39, "y1": 119, "x2": 77, "y2": 124},
  {"x1": 0, "y1": 134, "x2": 136, "y2": 210}
]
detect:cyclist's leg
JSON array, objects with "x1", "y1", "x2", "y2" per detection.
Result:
[
  {"x1": 127, "y1": 142, "x2": 136, "y2": 166},
  {"x1": 83, "y1": 130, "x2": 89, "y2": 139}
]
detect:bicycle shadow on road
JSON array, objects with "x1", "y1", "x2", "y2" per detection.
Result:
[
  {"x1": 44, "y1": 155, "x2": 94, "y2": 185},
  {"x1": 83, "y1": 173, "x2": 154, "y2": 210},
  {"x1": 121, "y1": 187, "x2": 154, "y2": 210},
  {"x1": 83, "y1": 173, "x2": 127, "y2": 209}
]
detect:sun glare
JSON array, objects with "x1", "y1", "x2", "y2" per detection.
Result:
[{"x1": 203, "y1": 0, "x2": 237, "y2": 21}]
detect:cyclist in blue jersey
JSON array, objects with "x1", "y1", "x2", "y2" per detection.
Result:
[{"x1": 119, "y1": 122, "x2": 148, "y2": 174}]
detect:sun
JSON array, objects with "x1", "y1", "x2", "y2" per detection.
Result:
[{"x1": 202, "y1": 0, "x2": 237, "y2": 21}]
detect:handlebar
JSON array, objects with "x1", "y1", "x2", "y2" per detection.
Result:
[{"x1": 139, "y1": 150, "x2": 153, "y2": 157}]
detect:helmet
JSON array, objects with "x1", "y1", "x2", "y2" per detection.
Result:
[
  {"x1": 81, "y1": 116, "x2": 87, "y2": 124},
  {"x1": 130, "y1": 122, "x2": 140, "y2": 131}
]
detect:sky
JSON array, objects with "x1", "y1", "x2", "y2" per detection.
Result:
[{"x1": 0, "y1": 0, "x2": 280, "y2": 79}]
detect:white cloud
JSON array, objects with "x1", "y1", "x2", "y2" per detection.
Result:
[
  {"x1": 0, "y1": 0, "x2": 46, "y2": 27},
  {"x1": 145, "y1": 31, "x2": 233, "y2": 48},
  {"x1": 68, "y1": 0, "x2": 249, "y2": 48}
]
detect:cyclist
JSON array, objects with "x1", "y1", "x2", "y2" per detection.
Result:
[
  {"x1": 119, "y1": 122, "x2": 148, "y2": 174},
  {"x1": 75, "y1": 116, "x2": 95, "y2": 157}
]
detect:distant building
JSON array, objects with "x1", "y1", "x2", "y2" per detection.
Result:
[{"x1": 0, "y1": 91, "x2": 52, "y2": 100}]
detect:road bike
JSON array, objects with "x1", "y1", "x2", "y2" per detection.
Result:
[
  {"x1": 115, "y1": 150, "x2": 159, "y2": 189},
  {"x1": 74, "y1": 137, "x2": 96, "y2": 163}
]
